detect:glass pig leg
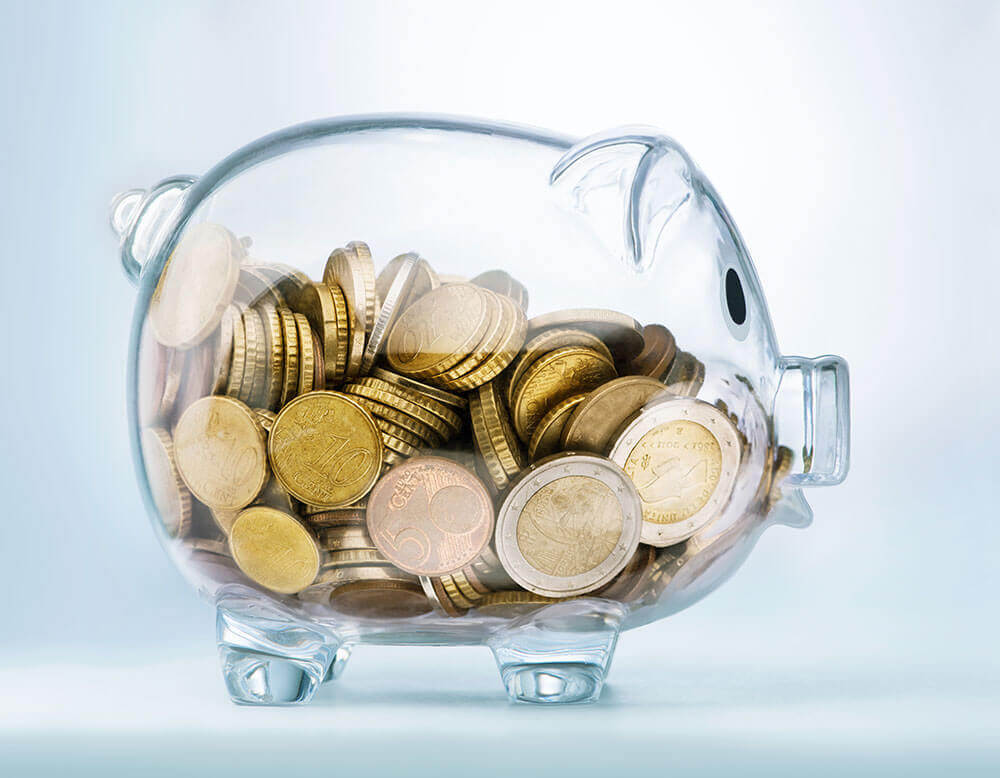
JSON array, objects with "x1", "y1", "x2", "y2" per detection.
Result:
[
  {"x1": 216, "y1": 589, "x2": 348, "y2": 706},
  {"x1": 486, "y1": 599, "x2": 626, "y2": 704}
]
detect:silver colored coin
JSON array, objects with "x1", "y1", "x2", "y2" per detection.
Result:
[
  {"x1": 495, "y1": 452, "x2": 642, "y2": 598},
  {"x1": 360, "y1": 253, "x2": 419, "y2": 375},
  {"x1": 608, "y1": 396, "x2": 741, "y2": 546}
]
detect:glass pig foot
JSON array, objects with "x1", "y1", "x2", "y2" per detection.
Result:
[
  {"x1": 216, "y1": 589, "x2": 348, "y2": 706},
  {"x1": 487, "y1": 599, "x2": 626, "y2": 704}
]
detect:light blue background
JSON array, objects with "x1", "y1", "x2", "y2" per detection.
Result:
[{"x1": 1, "y1": 1, "x2": 997, "y2": 774}]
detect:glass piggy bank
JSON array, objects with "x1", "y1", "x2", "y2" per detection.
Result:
[{"x1": 113, "y1": 115, "x2": 849, "y2": 705}]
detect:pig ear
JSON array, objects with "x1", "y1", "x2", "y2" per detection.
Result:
[{"x1": 550, "y1": 128, "x2": 696, "y2": 273}]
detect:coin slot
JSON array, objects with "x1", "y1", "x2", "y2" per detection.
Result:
[
  {"x1": 721, "y1": 267, "x2": 749, "y2": 340},
  {"x1": 725, "y1": 269, "x2": 746, "y2": 325}
]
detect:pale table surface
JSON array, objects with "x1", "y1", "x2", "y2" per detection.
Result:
[{"x1": 2, "y1": 640, "x2": 997, "y2": 776}]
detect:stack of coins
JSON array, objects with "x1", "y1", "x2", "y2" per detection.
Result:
[{"x1": 139, "y1": 222, "x2": 783, "y2": 620}]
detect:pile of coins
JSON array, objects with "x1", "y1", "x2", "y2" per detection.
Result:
[{"x1": 139, "y1": 222, "x2": 788, "y2": 620}]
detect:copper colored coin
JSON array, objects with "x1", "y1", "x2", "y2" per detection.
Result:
[
  {"x1": 366, "y1": 456, "x2": 494, "y2": 576},
  {"x1": 628, "y1": 324, "x2": 677, "y2": 379}
]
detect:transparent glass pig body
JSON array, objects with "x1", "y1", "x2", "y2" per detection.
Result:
[{"x1": 114, "y1": 116, "x2": 849, "y2": 704}]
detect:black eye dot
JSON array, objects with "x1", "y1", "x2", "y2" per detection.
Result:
[{"x1": 725, "y1": 268, "x2": 746, "y2": 325}]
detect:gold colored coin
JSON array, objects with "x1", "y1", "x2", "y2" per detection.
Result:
[
  {"x1": 473, "y1": 590, "x2": 559, "y2": 615},
  {"x1": 608, "y1": 397, "x2": 741, "y2": 546},
  {"x1": 441, "y1": 295, "x2": 527, "y2": 391},
  {"x1": 173, "y1": 396, "x2": 268, "y2": 510},
  {"x1": 229, "y1": 506, "x2": 320, "y2": 594},
  {"x1": 324, "y1": 243, "x2": 374, "y2": 379},
  {"x1": 238, "y1": 308, "x2": 264, "y2": 405},
  {"x1": 292, "y1": 282, "x2": 349, "y2": 386},
  {"x1": 345, "y1": 393, "x2": 447, "y2": 447},
  {"x1": 258, "y1": 304, "x2": 284, "y2": 409},
  {"x1": 527, "y1": 393, "x2": 586, "y2": 461},
  {"x1": 470, "y1": 410, "x2": 511, "y2": 492},
  {"x1": 377, "y1": 254, "x2": 439, "y2": 311},
  {"x1": 627, "y1": 324, "x2": 677, "y2": 379},
  {"x1": 381, "y1": 431, "x2": 421, "y2": 459},
  {"x1": 470, "y1": 269, "x2": 529, "y2": 311},
  {"x1": 209, "y1": 304, "x2": 238, "y2": 395},
  {"x1": 140, "y1": 427, "x2": 191, "y2": 538},
  {"x1": 372, "y1": 417, "x2": 424, "y2": 449},
  {"x1": 505, "y1": 328, "x2": 614, "y2": 409},
  {"x1": 385, "y1": 284, "x2": 490, "y2": 377},
  {"x1": 470, "y1": 381, "x2": 525, "y2": 476},
  {"x1": 311, "y1": 318, "x2": 326, "y2": 390},
  {"x1": 149, "y1": 222, "x2": 242, "y2": 349},
  {"x1": 268, "y1": 391, "x2": 383, "y2": 508},
  {"x1": 431, "y1": 290, "x2": 505, "y2": 382},
  {"x1": 448, "y1": 570, "x2": 485, "y2": 603},
  {"x1": 561, "y1": 375, "x2": 671, "y2": 454},
  {"x1": 350, "y1": 377, "x2": 462, "y2": 432},
  {"x1": 663, "y1": 350, "x2": 705, "y2": 397},
  {"x1": 253, "y1": 408, "x2": 276, "y2": 432},
  {"x1": 420, "y1": 575, "x2": 467, "y2": 617},
  {"x1": 276, "y1": 306, "x2": 298, "y2": 407},
  {"x1": 342, "y1": 383, "x2": 454, "y2": 439},
  {"x1": 526, "y1": 308, "x2": 644, "y2": 363},
  {"x1": 457, "y1": 564, "x2": 491, "y2": 595},
  {"x1": 224, "y1": 309, "x2": 247, "y2": 398},
  {"x1": 293, "y1": 313, "x2": 316, "y2": 396},
  {"x1": 370, "y1": 367, "x2": 467, "y2": 411},
  {"x1": 511, "y1": 346, "x2": 617, "y2": 443},
  {"x1": 437, "y1": 574, "x2": 477, "y2": 609}
]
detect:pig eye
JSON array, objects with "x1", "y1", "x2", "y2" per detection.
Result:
[{"x1": 722, "y1": 267, "x2": 749, "y2": 340}]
